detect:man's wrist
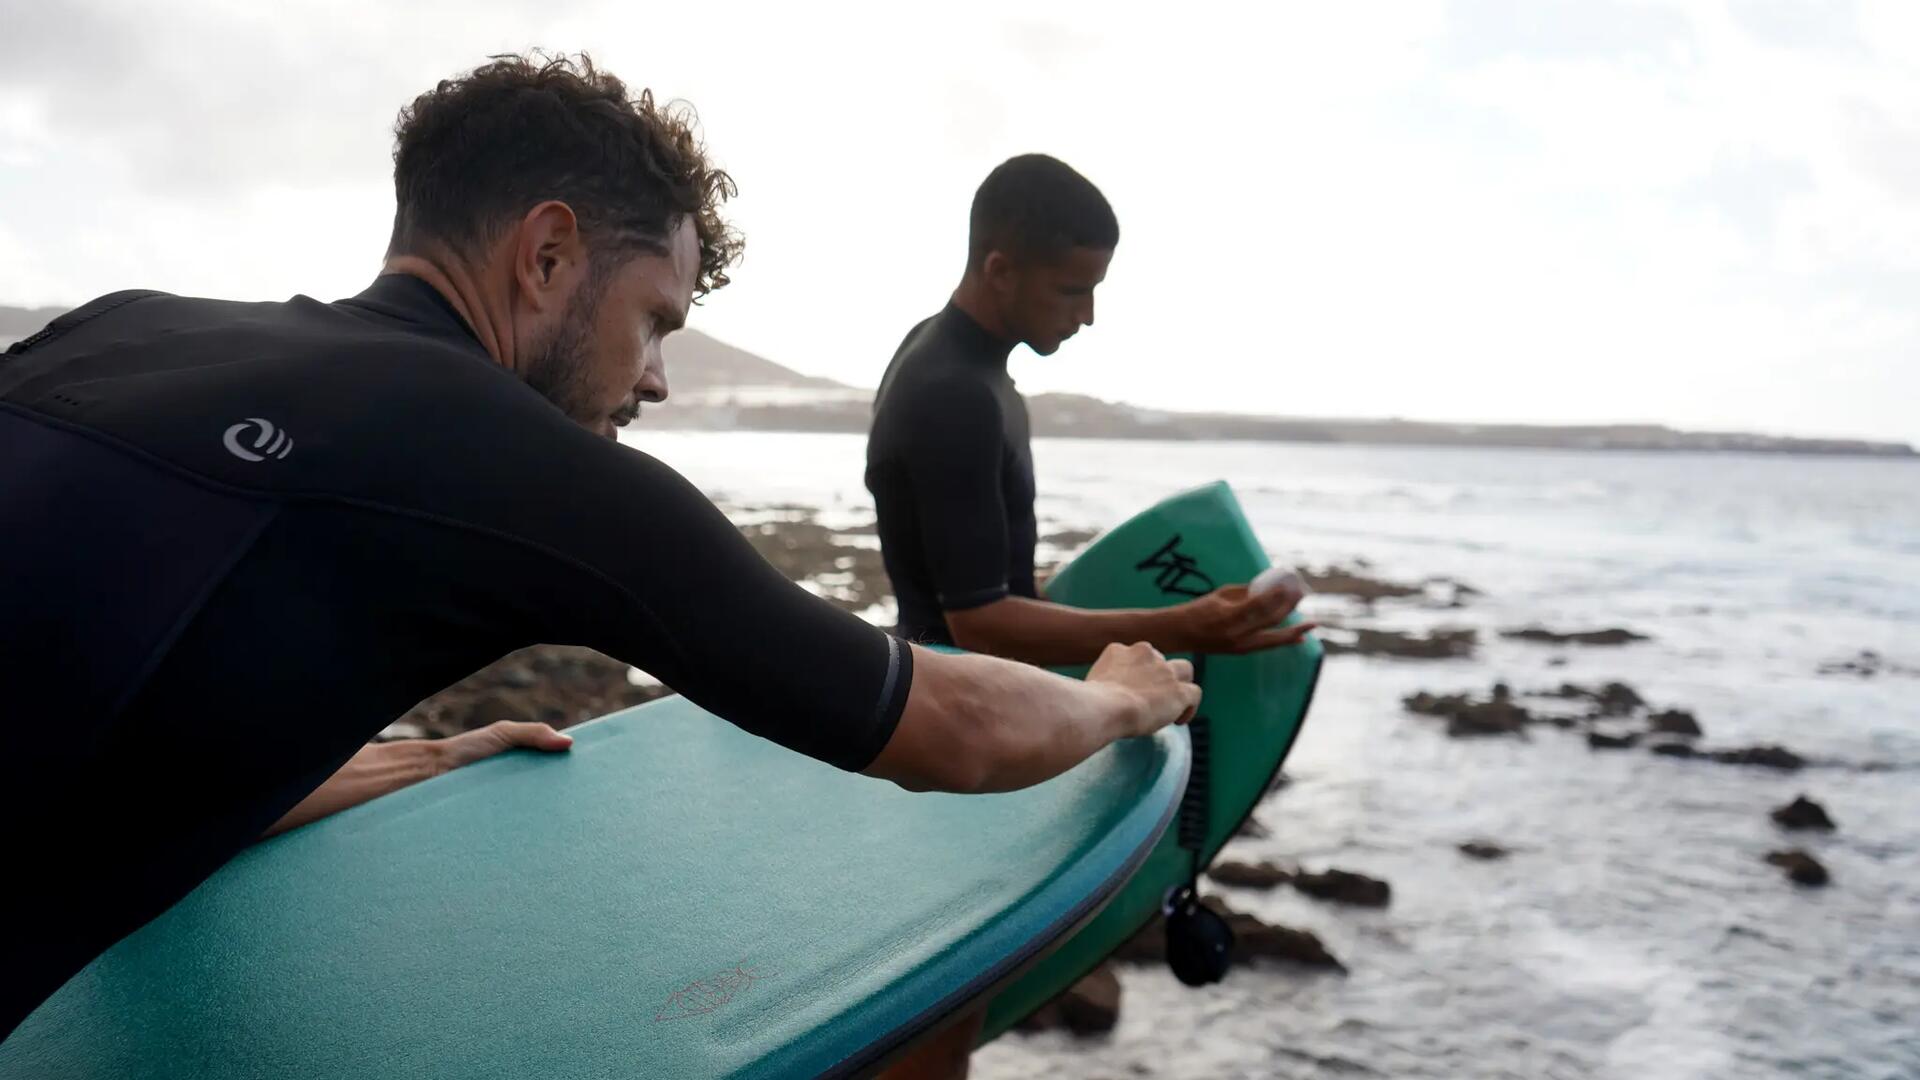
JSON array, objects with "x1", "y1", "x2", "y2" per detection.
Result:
[
  {"x1": 1143, "y1": 604, "x2": 1197, "y2": 654},
  {"x1": 387, "y1": 737, "x2": 451, "y2": 780}
]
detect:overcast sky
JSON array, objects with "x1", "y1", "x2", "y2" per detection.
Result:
[{"x1": 2, "y1": 0, "x2": 1915, "y2": 444}]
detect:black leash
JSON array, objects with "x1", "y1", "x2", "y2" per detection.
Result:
[{"x1": 1162, "y1": 654, "x2": 1235, "y2": 986}]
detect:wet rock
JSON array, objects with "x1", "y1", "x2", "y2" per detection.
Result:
[
  {"x1": 1587, "y1": 731, "x2": 1640, "y2": 750},
  {"x1": 1292, "y1": 869, "x2": 1391, "y2": 908},
  {"x1": 1765, "y1": 849, "x2": 1830, "y2": 887},
  {"x1": 1457, "y1": 841, "x2": 1510, "y2": 861},
  {"x1": 1017, "y1": 963, "x2": 1121, "y2": 1035},
  {"x1": 1502, "y1": 626, "x2": 1650, "y2": 646},
  {"x1": 393, "y1": 644, "x2": 674, "y2": 739},
  {"x1": 1221, "y1": 909, "x2": 1347, "y2": 971},
  {"x1": 1532, "y1": 681, "x2": 1646, "y2": 717},
  {"x1": 736, "y1": 511, "x2": 892, "y2": 615},
  {"x1": 1648, "y1": 741, "x2": 1806, "y2": 771},
  {"x1": 1325, "y1": 627, "x2": 1477, "y2": 660},
  {"x1": 1209, "y1": 860, "x2": 1294, "y2": 889},
  {"x1": 1446, "y1": 699, "x2": 1531, "y2": 737},
  {"x1": 1771, "y1": 795, "x2": 1836, "y2": 831},
  {"x1": 1038, "y1": 527, "x2": 1100, "y2": 550},
  {"x1": 1817, "y1": 650, "x2": 1915, "y2": 678},
  {"x1": 1403, "y1": 691, "x2": 1472, "y2": 717},
  {"x1": 1301, "y1": 566, "x2": 1422, "y2": 601},
  {"x1": 1113, "y1": 898, "x2": 1346, "y2": 972},
  {"x1": 1403, "y1": 688, "x2": 1530, "y2": 736},
  {"x1": 1711, "y1": 745, "x2": 1806, "y2": 771},
  {"x1": 1647, "y1": 709, "x2": 1703, "y2": 738},
  {"x1": 1593, "y1": 682, "x2": 1647, "y2": 716}
]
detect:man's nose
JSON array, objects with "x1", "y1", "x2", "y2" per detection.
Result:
[{"x1": 636, "y1": 358, "x2": 669, "y2": 404}]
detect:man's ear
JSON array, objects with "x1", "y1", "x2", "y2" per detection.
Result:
[
  {"x1": 512, "y1": 200, "x2": 588, "y2": 313},
  {"x1": 981, "y1": 249, "x2": 1017, "y2": 294}
]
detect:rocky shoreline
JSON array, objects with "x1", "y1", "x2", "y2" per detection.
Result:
[{"x1": 388, "y1": 502, "x2": 1874, "y2": 1045}]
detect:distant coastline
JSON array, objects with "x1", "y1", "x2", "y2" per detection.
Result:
[{"x1": 5, "y1": 302, "x2": 1910, "y2": 458}]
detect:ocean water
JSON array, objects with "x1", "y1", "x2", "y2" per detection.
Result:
[{"x1": 626, "y1": 430, "x2": 1920, "y2": 1080}]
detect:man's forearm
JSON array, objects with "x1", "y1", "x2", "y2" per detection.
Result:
[
  {"x1": 865, "y1": 646, "x2": 1149, "y2": 794},
  {"x1": 945, "y1": 595, "x2": 1188, "y2": 666},
  {"x1": 261, "y1": 741, "x2": 443, "y2": 838}
]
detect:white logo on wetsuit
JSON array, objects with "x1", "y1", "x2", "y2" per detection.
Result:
[{"x1": 223, "y1": 417, "x2": 293, "y2": 461}]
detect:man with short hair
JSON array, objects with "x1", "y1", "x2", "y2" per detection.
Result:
[
  {"x1": 0, "y1": 55, "x2": 1202, "y2": 1040},
  {"x1": 866, "y1": 155, "x2": 1313, "y2": 664}
]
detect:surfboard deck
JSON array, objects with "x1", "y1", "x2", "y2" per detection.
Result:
[{"x1": 0, "y1": 703, "x2": 1186, "y2": 1080}]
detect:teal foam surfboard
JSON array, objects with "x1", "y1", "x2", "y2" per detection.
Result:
[
  {"x1": 0, "y1": 481, "x2": 1318, "y2": 1078},
  {"x1": 981, "y1": 480, "x2": 1323, "y2": 1040}
]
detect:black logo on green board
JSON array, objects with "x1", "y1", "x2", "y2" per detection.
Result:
[{"x1": 1136, "y1": 535, "x2": 1216, "y2": 597}]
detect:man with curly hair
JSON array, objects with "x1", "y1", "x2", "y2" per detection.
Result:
[{"x1": 0, "y1": 54, "x2": 1204, "y2": 1044}]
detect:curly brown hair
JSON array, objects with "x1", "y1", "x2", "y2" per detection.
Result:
[{"x1": 387, "y1": 51, "x2": 742, "y2": 296}]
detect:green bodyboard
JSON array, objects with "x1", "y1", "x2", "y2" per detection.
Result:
[{"x1": 980, "y1": 480, "x2": 1324, "y2": 1040}]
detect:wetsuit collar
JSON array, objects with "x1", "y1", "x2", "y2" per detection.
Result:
[
  {"x1": 937, "y1": 302, "x2": 1017, "y2": 367},
  {"x1": 343, "y1": 274, "x2": 488, "y2": 353}
]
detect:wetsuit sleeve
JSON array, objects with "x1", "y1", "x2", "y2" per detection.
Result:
[
  {"x1": 897, "y1": 379, "x2": 1011, "y2": 612},
  {"x1": 509, "y1": 430, "x2": 914, "y2": 773}
]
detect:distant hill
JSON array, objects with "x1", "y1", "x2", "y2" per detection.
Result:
[
  {"x1": 3, "y1": 301, "x2": 1911, "y2": 457},
  {"x1": 663, "y1": 328, "x2": 847, "y2": 394},
  {"x1": 0, "y1": 301, "x2": 840, "y2": 395},
  {"x1": 0, "y1": 305, "x2": 65, "y2": 345}
]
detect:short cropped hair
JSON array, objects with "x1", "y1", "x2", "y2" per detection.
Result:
[{"x1": 967, "y1": 154, "x2": 1118, "y2": 270}]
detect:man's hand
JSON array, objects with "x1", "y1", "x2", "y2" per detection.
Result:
[
  {"x1": 264, "y1": 721, "x2": 573, "y2": 838},
  {"x1": 1086, "y1": 641, "x2": 1203, "y2": 736},
  {"x1": 429, "y1": 720, "x2": 575, "y2": 775},
  {"x1": 1169, "y1": 583, "x2": 1317, "y2": 655}
]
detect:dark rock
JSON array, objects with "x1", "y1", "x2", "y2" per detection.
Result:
[
  {"x1": 1404, "y1": 687, "x2": 1531, "y2": 736},
  {"x1": 1292, "y1": 869, "x2": 1391, "y2": 908},
  {"x1": 1301, "y1": 566, "x2": 1422, "y2": 601},
  {"x1": 1816, "y1": 650, "x2": 1915, "y2": 678},
  {"x1": 394, "y1": 645, "x2": 675, "y2": 740},
  {"x1": 1326, "y1": 627, "x2": 1477, "y2": 660},
  {"x1": 1647, "y1": 709, "x2": 1703, "y2": 738},
  {"x1": 1595, "y1": 682, "x2": 1647, "y2": 716},
  {"x1": 1531, "y1": 680, "x2": 1646, "y2": 717},
  {"x1": 1446, "y1": 699, "x2": 1530, "y2": 737},
  {"x1": 1038, "y1": 527, "x2": 1100, "y2": 550},
  {"x1": 736, "y1": 512, "x2": 891, "y2": 614},
  {"x1": 1457, "y1": 841, "x2": 1510, "y2": 860},
  {"x1": 1209, "y1": 860, "x2": 1294, "y2": 889},
  {"x1": 1587, "y1": 731, "x2": 1640, "y2": 750},
  {"x1": 1113, "y1": 898, "x2": 1346, "y2": 972},
  {"x1": 1711, "y1": 745, "x2": 1806, "y2": 771},
  {"x1": 1771, "y1": 796, "x2": 1836, "y2": 831},
  {"x1": 1018, "y1": 963, "x2": 1121, "y2": 1035},
  {"x1": 1765, "y1": 849, "x2": 1830, "y2": 886},
  {"x1": 1403, "y1": 691, "x2": 1471, "y2": 717},
  {"x1": 1502, "y1": 626, "x2": 1650, "y2": 646},
  {"x1": 1649, "y1": 741, "x2": 1700, "y2": 759}
]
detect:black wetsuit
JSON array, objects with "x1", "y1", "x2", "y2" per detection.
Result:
[
  {"x1": 0, "y1": 276, "x2": 912, "y2": 1039},
  {"x1": 865, "y1": 304, "x2": 1037, "y2": 644}
]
